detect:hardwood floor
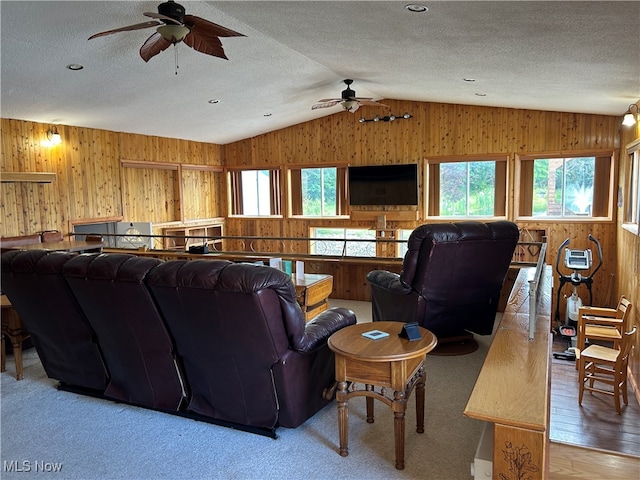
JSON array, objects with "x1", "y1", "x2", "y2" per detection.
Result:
[
  {"x1": 549, "y1": 333, "x2": 640, "y2": 478},
  {"x1": 549, "y1": 443, "x2": 640, "y2": 480}
]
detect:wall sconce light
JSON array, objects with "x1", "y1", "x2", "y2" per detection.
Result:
[
  {"x1": 622, "y1": 104, "x2": 639, "y2": 126},
  {"x1": 359, "y1": 113, "x2": 412, "y2": 123},
  {"x1": 47, "y1": 126, "x2": 62, "y2": 145}
]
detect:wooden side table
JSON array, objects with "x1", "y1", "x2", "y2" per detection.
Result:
[
  {"x1": 328, "y1": 321, "x2": 437, "y2": 470},
  {"x1": 294, "y1": 274, "x2": 333, "y2": 321},
  {"x1": 1, "y1": 295, "x2": 30, "y2": 380}
]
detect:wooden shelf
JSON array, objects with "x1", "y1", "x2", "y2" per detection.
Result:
[
  {"x1": 350, "y1": 210, "x2": 419, "y2": 222},
  {"x1": 1, "y1": 172, "x2": 56, "y2": 183},
  {"x1": 163, "y1": 221, "x2": 224, "y2": 251}
]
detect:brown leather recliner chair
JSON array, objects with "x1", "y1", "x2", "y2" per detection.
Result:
[
  {"x1": 1, "y1": 250, "x2": 108, "y2": 392},
  {"x1": 146, "y1": 260, "x2": 357, "y2": 436},
  {"x1": 367, "y1": 221, "x2": 519, "y2": 354}
]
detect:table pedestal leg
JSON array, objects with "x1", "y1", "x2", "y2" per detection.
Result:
[
  {"x1": 366, "y1": 395, "x2": 374, "y2": 423},
  {"x1": 393, "y1": 390, "x2": 407, "y2": 470},
  {"x1": 337, "y1": 381, "x2": 349, "y2": 457},
  {"x1": 416, "y1": 365, "x2": 425, "y2": 433}
]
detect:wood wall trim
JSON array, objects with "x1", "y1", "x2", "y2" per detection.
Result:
[
  {"x1": 517, "y1": 149, "x2": 615, "y2": 161},
  {"x1": 425, "y1": 154, "x2": 509, "y2": 164},
  {"x1": 1, "y1": 172, "x2": 56, "y2": 183},
  {"x1": 120, "y1": 160, "x2": 179, "y2": 170},
  {"x1": 181, "y1": 164, "x2": 223, "y2": 172}
]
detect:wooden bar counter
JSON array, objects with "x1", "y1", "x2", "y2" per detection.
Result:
[{"x1": 464, "y1": 266, "x2": 553, "y2": 479}]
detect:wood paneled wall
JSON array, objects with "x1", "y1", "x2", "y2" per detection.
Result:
[
  {"x1": 618, "y1": 119, "x2": 640, "y2": 401},
  {"x1": 1, "y1": 99, "x2": 638, "y2": 398},
  {"x1": 222, "y1": 100, "x2": 621, "y2": 311},
  {"x1": 1, "y1": 119, "x2": 223, "y2": 235}
]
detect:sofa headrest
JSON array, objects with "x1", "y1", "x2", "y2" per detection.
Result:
[
  {"x1": 145, "y1": 259, "x2": 231, "y2": 289},
  {"x1": 401, "y1": 221, "x2": 519, "y2": 287},
  {"x1": 146, "y1": 259, "x2": 305, "y2": 346},
  {"x1": 63, "y1": 253, "x2": 162, "y2": 282},
  {"x1": 2, "y1": 250, "x2": 77, "y2": 274}
]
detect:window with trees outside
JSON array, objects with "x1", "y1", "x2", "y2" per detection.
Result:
[
  {"x1": 309, "y1": 227, "x2": 376, "y2": 257},
  {"x1": 624, "y1": 141, "x2": 640, "y2": 234},
  {"x1": 426, "y1": 156, "x2": 508, "y2": 218},
  {"x1": 228, "y1": 168, "x2": 281, "y2": 216},
  {"x1": 288, "y1": 165, "x2": 348, "y2": 217},
  {"x1": 517, "y1": 151, "x2": 614, "y2": 219}
]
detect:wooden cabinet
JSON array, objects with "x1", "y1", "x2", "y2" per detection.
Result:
[
  {"x1": 294, "y1": 274, "x2": 333, "y2": 321},
  {"x1": 464, "y1": 266, "x2": 552, "y2": 479},
  {"x1": 163, "y1": 220, "x2": 224, "y2": 251}
]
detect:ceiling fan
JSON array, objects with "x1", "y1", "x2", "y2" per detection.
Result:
[
  {"x1": 312, "y1": 79, "x2": 387, "y2": 113},
  {"x1": 88, "y1": 0, "x2": 245, "y2": 63}
]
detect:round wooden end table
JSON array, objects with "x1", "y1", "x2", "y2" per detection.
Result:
[{"x1": 328, "y1": 321, "x2": 437, "y2": 470}]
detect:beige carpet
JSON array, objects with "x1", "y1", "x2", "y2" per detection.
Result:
[{"x1": 0, "y1": 300, "x2": 493, "y2": 480}]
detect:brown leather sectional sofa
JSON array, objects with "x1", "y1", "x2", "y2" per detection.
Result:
[{"x1": 1, "y1": 250, "x2": 356, "y2": 437}]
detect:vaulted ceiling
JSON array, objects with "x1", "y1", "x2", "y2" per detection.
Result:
[{"x1": 1, "y1": 1, "x2": 638, "y2": 145}]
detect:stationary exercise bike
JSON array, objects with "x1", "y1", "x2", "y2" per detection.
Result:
[{"x1": 552, "y1": 234, "x2": 603, "y2": 361}]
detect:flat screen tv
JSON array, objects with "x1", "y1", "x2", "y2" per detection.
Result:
[{"x1": 348, "y1": 164, "x2": 418, "y2": 206}]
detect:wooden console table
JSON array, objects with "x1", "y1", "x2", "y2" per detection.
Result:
[
  {"x1": 464, "y1": 266, "x2": 552, "y2": 479},
  {"x1": 1, "y1": 295, "x2": 30, "y2": 380},
  {"x1": 8, "y1": 240, "x2": 104, "y2": 253},
  {"x1": 328, "y1": 321, "x2": 437, "y2": 470}
]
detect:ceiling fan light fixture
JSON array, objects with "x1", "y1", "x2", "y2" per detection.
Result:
[
  {"x1": 342, "y1": 100, "x2": 359, "y2": 113},
  {"x1": 622, "y1": 104, "x2": 639, "y2": 126},
  {"x1": 157, "y1": 24, "x2": 190, "y2": 43}
]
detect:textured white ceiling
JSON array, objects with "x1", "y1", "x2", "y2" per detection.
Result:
[{"x1": 1, "y1": 1, "x2": 639, "y2": 145}]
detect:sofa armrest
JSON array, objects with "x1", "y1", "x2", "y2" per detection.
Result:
[
  {"x1": 366, "y1": 270, "x2": 413, "y2": 295},
  {"x1": 293, "y1": 307, "x2": 357, "y2": 353}
]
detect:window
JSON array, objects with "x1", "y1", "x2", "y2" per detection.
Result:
[
  {"x1": 398, "y1": 229, "x2": 412, "y2": 258},
  {"x1": 426, "y1": 155, "x2": 507, "y2": 218},
  {"x1": 289, "y1": 166, "x2": 348, "y2": 217},
  {"x1": 624, "y1": 141, "x2": 640, "y2": 233},
  {"x1": 310, "y1": 227, "x2": 376, "y2": 257},
  {"x1": 440, "y1": 161, "x2": 495, "y2": 216},
  {"x1": 517, "y1": 151, "x2": 614, "y2": 219},
  {"x1": 228, "y1": 168, "x2": 281, "y2": 216}
]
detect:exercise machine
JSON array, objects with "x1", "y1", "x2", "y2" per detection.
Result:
[{"x1": 552, "y1": 234, "x2": 603, "y2": 361}]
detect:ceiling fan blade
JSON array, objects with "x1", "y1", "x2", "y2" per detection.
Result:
[
  {"x1": 88, "y1": 21, "x2": 161, "y2": 40},
  {"x1": 356, "y1": 100, "x2": 388, "y2": 107},
  {"x1": 316, "y1": 98, "x2": 342, "y2": 103},
  {"x1": 139, "y1": 32, "x2": 172, "y2": 62},
  {"x1": 183, "y1": 30, "x2": 227, "y2": 59},
  {"x1": 183, "y1": 15, "x2": 245, "y2": 37},
  {"x1": 143, "y1": 12, "x2": 182, "y2": 25},
  {"x1": 312, "y1": 100, "x2": 341, "y2": 110}
]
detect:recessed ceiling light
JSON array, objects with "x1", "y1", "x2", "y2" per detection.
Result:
[
  {"x1": 208, "y1": 99, "x2": 220, "y2": 104},
  {"x1": 66, "y1": 64, "x2": 84, "y2": 71},
  {"x1": 405, "y1": 4, "x2": 428, "y2": 13},
  {"x1": 475, "y1": 93, "x2": 487, "y2": 97},
  {"x1": 263, "y1": 113, "x2": 272, "y2": 117},
  {"x1": 463, "y1": 78, "x2": 476, "y2": 82}
]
